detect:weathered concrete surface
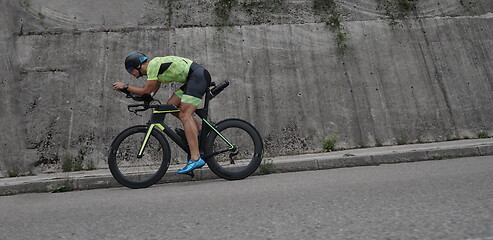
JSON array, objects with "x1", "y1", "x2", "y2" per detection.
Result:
[
  {"x1": 0, "y1": 1, "x2": 27, "y2": 176},
  {"x1": 0, "y1": 0, "x2": 492, "y2": 176}
]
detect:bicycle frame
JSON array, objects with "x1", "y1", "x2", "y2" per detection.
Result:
[{"x1": 137, "y1": 86, "x2": 235, "y2": 160}]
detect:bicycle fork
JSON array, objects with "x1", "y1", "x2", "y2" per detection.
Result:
[{"x1": 137, "y1": 124, "x2": 164, "y2": 158}]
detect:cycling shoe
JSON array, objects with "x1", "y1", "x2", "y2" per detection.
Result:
[{"x1": 177, "y1": 158, "x2": 205, "y2": 174}]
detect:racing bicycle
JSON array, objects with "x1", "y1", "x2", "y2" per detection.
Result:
[{"x1": 108, "y1": 81, "x2": 264, "y2": 189}]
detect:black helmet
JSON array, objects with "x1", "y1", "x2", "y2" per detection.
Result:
[{"x1": 125, "y1": 52, "x2": 148, "y2": 73}]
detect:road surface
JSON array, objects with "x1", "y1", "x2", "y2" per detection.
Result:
[{"x1": 1, "y1": 156, "x2": 492, "y2": 239}]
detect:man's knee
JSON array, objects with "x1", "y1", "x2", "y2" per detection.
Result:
[
  {"x1": 179, "y1": 111, "x2": 192, "y2": 120},
  {"x1": 178, "y1": 103, "x2": 196, "y2": 120}
]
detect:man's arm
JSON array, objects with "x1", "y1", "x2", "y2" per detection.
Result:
[{"x1": 113, "y1": 80, "x2": 160, "y2": 95}]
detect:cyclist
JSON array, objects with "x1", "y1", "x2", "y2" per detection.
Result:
[{"x1": 113, "y1": 52, "x2": 211, "y2": 174}]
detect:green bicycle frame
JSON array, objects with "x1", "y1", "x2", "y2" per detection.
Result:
[
  {"x1": 137, "y1": 119, "x2": 235, "y2": 159},
  {"x1": 134, "y1": 81, "x2": 236, "y2": 160}
]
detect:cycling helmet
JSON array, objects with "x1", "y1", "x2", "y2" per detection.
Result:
[{"x1": 124, "y1": 52, "x2": 148, "y2": 73}]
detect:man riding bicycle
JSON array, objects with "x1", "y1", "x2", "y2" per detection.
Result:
[{"x1": 113, "y1": 52, "x2": 211, "y2": 174}]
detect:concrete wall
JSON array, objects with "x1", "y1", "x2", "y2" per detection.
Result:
[
  {"x1": 1, "y1": 0, "x2": 492, "y2": 176},
  {"x1": 1, "y1": 1, "x2": 27, "y2": 175}
]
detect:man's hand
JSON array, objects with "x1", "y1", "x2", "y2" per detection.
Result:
[{"x1": 113, "y1": 82, "x2": 125, "y2": 91}]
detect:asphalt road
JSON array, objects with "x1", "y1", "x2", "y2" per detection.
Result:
[{"x1": 1, "y1": 156, "x2": 492, "y2": 240}]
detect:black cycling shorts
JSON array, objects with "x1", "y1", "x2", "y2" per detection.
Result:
[{"x1": 175, "y1": 62, "x2": 211, "y2": 106}]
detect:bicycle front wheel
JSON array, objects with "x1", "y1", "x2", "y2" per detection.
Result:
[
  {"x1": 204, "y1": 119, "x2": 263, "y2": 180},
  {"x1": 108, "y1": 126, "x2": 171, "y2": 189}
]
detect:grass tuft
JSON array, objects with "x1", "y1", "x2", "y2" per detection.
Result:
[{"x1": 322, "y1": 133, "x2": 338, "y2": 152}]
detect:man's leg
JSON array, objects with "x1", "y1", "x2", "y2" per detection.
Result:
[
  {"x1": 176, "y1": 102, "x2": 205, "y2": 174},
  {"x1": 179, "y1": 102, "x2": 200, "y2": 160},
  {"x1": 175, "y1": 64, "x2": 210, "y2": 174}
]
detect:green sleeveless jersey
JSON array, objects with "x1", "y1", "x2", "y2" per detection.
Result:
[{"x1": 146, "y1": 56, "x2": 193, "y2": 83}]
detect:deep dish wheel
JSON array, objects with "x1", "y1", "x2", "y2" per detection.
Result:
[
  {"x1": 204, "y1": 119, "x2": 263, "y2": 180},
  {"x1": 108, "y1": 126, "x2": 171, "y2": 189}
]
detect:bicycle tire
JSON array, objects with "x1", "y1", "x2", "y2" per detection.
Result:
[
  {"x1": 204, "y1": 119, "x2": 263, "y2": 180},
  {"x1": 108, "y1": 125, "x2": 171, "y2": 189}
]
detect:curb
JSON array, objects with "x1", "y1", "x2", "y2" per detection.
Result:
[
  {"x1": 269, "y1": 144, "x2": 490, "y2": 174},
  {"x1": 1, "y1": 139, "x2": 493, "y2": 196}
]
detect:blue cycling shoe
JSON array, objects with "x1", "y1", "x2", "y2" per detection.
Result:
[{"x1": 177, "y1": 158, "x2": 205, "y2": 174}]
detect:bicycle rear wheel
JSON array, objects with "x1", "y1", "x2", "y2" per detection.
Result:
[
  {"x1": 108, "y1": 126, "x2": 171, "y2": 189},
  {"x1": 204, "y1": 119, "x2": 263, "y2": 180}
]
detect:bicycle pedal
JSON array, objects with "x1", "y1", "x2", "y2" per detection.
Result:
[{"x1": 185, "y1": 170, "x2": 195, "y2": 178}]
